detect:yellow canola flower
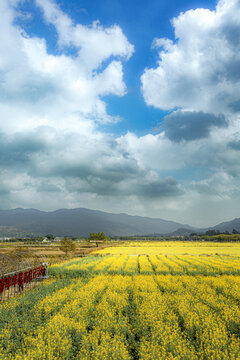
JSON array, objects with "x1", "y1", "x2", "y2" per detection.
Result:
[
  {"x1": 139, "y1": 255, "x2": 153, "y2": 273},
  {"x1": 1, "y1": 242, "x2": 240, "y2": 360},
  {"x1": 107, "y1": 255, "x2": 129, "y2": 273},
  {"x1": 124, "y1": 255, "x2": 138, "y2": 273}
]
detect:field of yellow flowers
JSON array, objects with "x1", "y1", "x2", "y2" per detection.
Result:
[{"x1": 1, "y1": 242, "x2": 240, "y2": 359}]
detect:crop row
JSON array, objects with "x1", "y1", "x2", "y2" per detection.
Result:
[
  {"x1": 49, "y1": 254, "x2": 240, "y2": 277},
  {"x1": 95, "y1": 241, "x2": 240, "y2": 256},
  {"x1": 1, "y1": 274, "x2": 240, "y2": 359}
]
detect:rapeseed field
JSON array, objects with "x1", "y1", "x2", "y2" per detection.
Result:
[{"x1": 1, "y1": 242, "x2": 240, "y2": 359}]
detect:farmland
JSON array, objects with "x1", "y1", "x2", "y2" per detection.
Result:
[
  {"x1": 1, "y1": 242, "x2": 240, "y2": 359},
  {"x1": 0, "y1": 240, "x2": 115, "y2": 269}
]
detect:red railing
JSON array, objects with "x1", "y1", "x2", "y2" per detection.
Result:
[{"x1": 0, "y1": 263, "x2": 48, "y2": 301}]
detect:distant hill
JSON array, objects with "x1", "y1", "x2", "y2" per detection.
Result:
[
  {"x1": 206, "y1": 217, "x2": 240, "y2": 233},
  {"x1": 0, "y1": 208, "x2": 193, "y2": 237},
  {"x1": 0, "y1": 208, "x2": 239, "y2": 238},
  {"x1": 164, "y1": 228, "x2": 195, "y2": 237},
  {"x1": 166, "y1": 219, "x2": 240, "y2": 237}
]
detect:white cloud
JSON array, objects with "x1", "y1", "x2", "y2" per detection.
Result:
[
  {"x1": 134, "y1": 0, "x2": 240, "y2": 225},
  {"x1": 35, "y1": 0, "x2": 134, "y2": 71},
  {"x1": 141, "y1": 0, "x2": 240, "y2": 115},
  {"x1": 0, "y1": 0, "x2": 134, "y2": 133},
  {"x1": 0, "y1": 0, "x2": 183, "y2": 218},
  {"x1": 1, "y1": 0, "x2": 240, "y2": 228}
]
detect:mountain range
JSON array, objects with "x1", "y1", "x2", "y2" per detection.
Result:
[{"x1": 0, "y1": 208, "x2": 239, "y2": 237}]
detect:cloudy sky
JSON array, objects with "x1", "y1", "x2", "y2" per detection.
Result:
[{"x1": 0, "y1": 0, "x2": 240, "y2": 227}]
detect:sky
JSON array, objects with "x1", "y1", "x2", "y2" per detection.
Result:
[{"x1": 0, "y1": 0, "x2": 240, "y2": 227}]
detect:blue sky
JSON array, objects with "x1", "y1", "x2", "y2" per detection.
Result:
[
  {"x1": 0, "y1": 0, "x2": 240, "y2": 226},
  {"x1": 16, "y1": 0, "x2": 217, "y2": 135}
]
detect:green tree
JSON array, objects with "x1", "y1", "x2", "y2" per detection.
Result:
[
  {"x1": 36, "y1": 236, "x2": 44, "y2": 242},
  {"x1": 59, "y1": 237, "x2": 76, "y2": 256},
  {"x1": 88, "y1": 232, "x2": 108, "y2": 247},
  {"x1": 46, "y1": 234, "x2": 55, "y2": 241}
]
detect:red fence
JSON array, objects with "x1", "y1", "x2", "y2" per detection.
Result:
[{"x1": 0, "y1": 263, "x2": 48, "y2": 301}]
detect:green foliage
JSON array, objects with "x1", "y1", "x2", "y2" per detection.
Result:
[
  {"x1": 46, "y1": 234, "x2": 55, "y2": 241},
  {"x1": 36, "y1": 236, "x2": 44, "y2": 242},
  {"x1": 191, "y1": 233, "x2": 240, "y2": 242},
  {"x1": 88, "y1": 232, "x2": 108, "y2": 247},
  {"x1": 59, "y1": 237, "x2": 76, "y2": 256},
  {"x1": 89, "y1": 232, "x2": 108, "y2": 241}
]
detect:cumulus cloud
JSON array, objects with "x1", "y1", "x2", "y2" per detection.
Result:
[
  {"x1": 135, "y1": 176, "x2": 183, "y2": 198},
  {"x1": 141, "y1": 0, "x2": 240, "y2": 116},
  {"x1": 0, "y1": 0, "x2": 133, "y2": 130},
  {"x1": 0, "y1": 0, "x2": 183, "y2": 214},
  {"x1": 1, "y1": 0, "x2": 240, "y2": 227},
  {"x1": 228, "y1": 140, "x2": 240, "y2": 150},
  {"x1": 161, "y1": 110, "x2": 228, "y2": 142},
  {"x1": 35, "y1": 0, "x2": 134, "y2": 70},
  {"x1": 133, "y1": 0, "x2": 240, "y2": 225}
]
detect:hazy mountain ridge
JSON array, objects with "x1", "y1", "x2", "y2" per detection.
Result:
[
  {"x1": 0, "y1": 208, "x2": 193, "y2": 237},
  {"x1": 0, "y1": 208, "x2": 238, "y2": 237},
  {"x1": 206, "y1": 218, "x2": 240, "y2": 233}
]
